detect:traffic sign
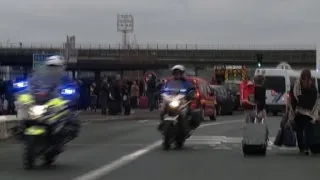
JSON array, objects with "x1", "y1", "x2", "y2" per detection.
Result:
[{"x1": 32, "y1": 54, "x2": 55, "y2": 69}]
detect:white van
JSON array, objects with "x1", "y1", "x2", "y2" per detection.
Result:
[{"x1": 255, "y1": 68, "x2": 291, "y2": 116}]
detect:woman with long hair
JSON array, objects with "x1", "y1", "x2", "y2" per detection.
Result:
[{"x1": 289, "y1": 69, "x2": 318, "y2": 155}]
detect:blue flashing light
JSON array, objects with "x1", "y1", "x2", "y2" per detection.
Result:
[
  {"x1": 179, "y1": 89, "x2": 187, "y2": 93},
  {"x1": 13, "y1": 81, "x2": 28, "y2": 89},
  {"x1": 61, "y1": 88, "x2": 76, "y2": 95},
  {"x1": 163, "y1": 88, "x2": 187, "y2": 93}
]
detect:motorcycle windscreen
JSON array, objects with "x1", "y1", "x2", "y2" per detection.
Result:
[
  {"x1": 29, "y1": 72, "x2": 61, "y2": 104},
  {"x1": 162, "y1": 80, "x2": 188, "y2": 95}
]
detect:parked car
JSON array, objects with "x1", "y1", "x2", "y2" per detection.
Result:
[
  {"x1": 224, "y1": 81, "x2": 241, "y2": 110},
  {"x1": 210, "y1": 85, "x2": 234, "y2": 115}
]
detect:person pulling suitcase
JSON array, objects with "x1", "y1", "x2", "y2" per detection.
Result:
[{"x1": 242, "y1": 75, "x2": 269, "y2": 156}]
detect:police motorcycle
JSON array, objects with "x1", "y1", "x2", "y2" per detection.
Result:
[
  {"x1": 159, "y1": 80, "x2": 196, "y2": 150},
  {"x1": 13, "y1": 80, "x2": 80, "y2": 169}
]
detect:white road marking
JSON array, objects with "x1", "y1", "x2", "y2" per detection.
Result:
[
  {"x1": 137, "y1": 120, "x2": 149, "y2": 123},
  {"x1": 68, "y1": 143, "x2": 148, "y2": 147},
  {"x1": 73, "y1": 119, "x2": 242, "y2": 180}
]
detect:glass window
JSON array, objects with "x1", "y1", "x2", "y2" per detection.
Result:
[{"x1": 264, "y1": 76, "x2": 286, "y2": 92}]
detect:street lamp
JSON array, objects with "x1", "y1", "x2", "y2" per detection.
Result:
[{"x1": 117, "y1": 14, "x2": 134, "y2": 49}]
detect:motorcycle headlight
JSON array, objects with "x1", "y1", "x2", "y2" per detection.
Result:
[
  {"x1": 29, "y1": 105, "x2": 48, "y2": 117},
  {"x1": 169, "y1": 100, "x2": 180, "y2": 108}
]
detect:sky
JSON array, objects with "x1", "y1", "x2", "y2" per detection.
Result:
[{"x1": 0, "y1": 0, "x2": 320, "y2": 48}]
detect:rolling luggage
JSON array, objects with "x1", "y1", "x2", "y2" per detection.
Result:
[
  {"x1": 309, "y1": 122, "x2": 320, "y2": 154},
  {"x1": 242, "y1": 118, "x2": 268, "y2": 156},
  {"x1": 139, "y1": 96, "x2": 148, "y2": 109}
]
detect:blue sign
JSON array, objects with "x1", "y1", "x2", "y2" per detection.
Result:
[{"x1": 32, "y1": 54, "x2": 55, "y2": 69}]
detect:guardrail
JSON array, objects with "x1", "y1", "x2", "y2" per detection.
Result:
[
  {"x1": 0, "y1": 43, "x2": 317, "y2": 50},
  {"x1": 0, "y1": 115, "x2": 19, "y2": 139}
]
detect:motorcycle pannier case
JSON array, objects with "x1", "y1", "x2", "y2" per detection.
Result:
[{"x1": 242, "y1": 119, "x2": 268, "y2": 155}]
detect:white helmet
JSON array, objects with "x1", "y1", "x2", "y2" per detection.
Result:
[
  {"x1": 171, "y1": 65, "x2": 185, "y2": 73},
  {"x1": 45, "y1": 55, "x2": 65, "y2": 67}
]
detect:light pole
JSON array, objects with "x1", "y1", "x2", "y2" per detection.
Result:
[{"x1": 117, "y1": 14, "x2": 134, "y2": 49}]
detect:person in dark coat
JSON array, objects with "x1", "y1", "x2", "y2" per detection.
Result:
[
  {"x1": 100, "y1": 76, "x2": 109, "y2": 115},
  {"x1": 288, "y1": 69, "x2": 318, "y2": 155},
  {"x1": 108, "y1": 75, "x2": 122, "y2": 115},
  {"x1": 253, "y1": 75, "x2": 266, "y2": 120},
  {"x1": 147, "y1": 75, "x2": 156, "y2": 112}
]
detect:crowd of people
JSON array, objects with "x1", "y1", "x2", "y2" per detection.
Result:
[{"x1": 77, "y1": 74, "x2": 165, "y2": 115}]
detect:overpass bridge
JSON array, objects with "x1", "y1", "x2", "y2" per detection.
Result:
[{"x1": 0, "y1": 44, "x2": 316, "y2": 70}]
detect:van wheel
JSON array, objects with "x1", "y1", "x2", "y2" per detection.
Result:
[
  {"x1": 272, "y1": 111, "x2": 278, "y2": 116},
  {"x1": 209, "y1": 108, "x2": 217, "y2": 121},
  {"x1": 200, "y1": 108, "x2": 205, "y2": 121},
  {"x1": 216, "y1": 105, "x2": 221, "y2": 116}
]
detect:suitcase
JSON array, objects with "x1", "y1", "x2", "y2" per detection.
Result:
[
  {"x1": 309, "y1": 123, "x2": 320, "y2": 154},
  {"x1": 242, "y1": 118, "x2": 268, "y2": 156},
  {"x1": 139, "y1": 96, "x2": 148, "y2": 109}
]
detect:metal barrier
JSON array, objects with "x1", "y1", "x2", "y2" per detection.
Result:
[{"x1": 0, "y1": 115, "x2": 19, "y2": 139}]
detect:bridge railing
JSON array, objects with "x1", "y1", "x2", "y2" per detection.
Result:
[{"x1": 0, "y1": 43, "x2": 316, "y2": 50}]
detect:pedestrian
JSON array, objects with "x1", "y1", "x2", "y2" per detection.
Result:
[
  {"x1": 100, "y1": 76, "x2": 109, "y2": 115},
  {"x1": 288, "y1": 69, "x2": 318, "y2": 155},
  {"x1": 147, "y1": 74, "x2": 156, "y2": 112},
  {"x1": 130, "y1": 80, "x2": 139, "y2": 112},
  {"x1": 89, "y1": 82, "x2": 97, "y2": 112},
  {"x1": 253, "y1": 75, "x2": 266, "y2": 121},
  {"x1": 108, "y1": 75, "x2": 122, "y2": 115}
]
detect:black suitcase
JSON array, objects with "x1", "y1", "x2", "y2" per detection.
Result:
[
  {"x1": 242, "y1": 118, "x2": 268, "y2": 156},
  {"x1": 309, "y1": 122, "x2": 320, "y2": 154}
]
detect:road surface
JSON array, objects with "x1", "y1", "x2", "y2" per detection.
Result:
[{"x1": 0, "y1": 114, "x2": 319, "y2": 180}]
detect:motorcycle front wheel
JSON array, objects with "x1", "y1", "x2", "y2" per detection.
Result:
[
  {"x1": 162, "y1": 121, "x2": 175, "y2": 151},
  {"x1": 23, "y1": 136, "x2": 37, "y2": 170},
  {"x1": 174, "y1": 122, "x2": 187, "y2": 149}
]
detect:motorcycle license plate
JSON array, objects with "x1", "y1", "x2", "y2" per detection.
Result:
[{"x1": 164, "y1": 116, "x2": 178, "y2": 121}]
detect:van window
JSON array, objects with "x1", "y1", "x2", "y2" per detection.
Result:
[{"x1": 264, "y1": 76, "x2": 286, "y2": 92}]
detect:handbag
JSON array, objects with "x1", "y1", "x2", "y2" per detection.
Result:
[
  {"x1": 282, "y1": 126, "x2": 297, "y2": 147},
  {"x1": 273, "y1": 129, "x2": 283, "y2": 147}
]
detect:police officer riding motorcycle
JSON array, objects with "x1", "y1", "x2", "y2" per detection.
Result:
[
  {"x1": 158, "y1": 65, "x2": 200, "y2": 150},
  {"x1": 14, "y1": 55, "x2": 80, "y2": 169}
]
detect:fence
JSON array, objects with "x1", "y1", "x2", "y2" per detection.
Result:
[{"x1": 0, "y1": 43, "x2": 316, "y2": 50}]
